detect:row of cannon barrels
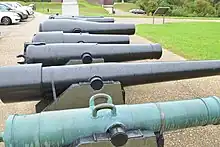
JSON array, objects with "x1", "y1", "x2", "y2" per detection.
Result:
[{"x1": 0, "y1": 14, "x2": 220, "y2": 147}]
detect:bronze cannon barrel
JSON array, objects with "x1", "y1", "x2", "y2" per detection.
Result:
[{"x1": 1, "y1": 96, "x2": 220, "y2": 147}]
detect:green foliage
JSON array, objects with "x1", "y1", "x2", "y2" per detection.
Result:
[
  {"x1": 4, "y1": 0, "x2": 108, "y2": 15},
  {"x1": 136, "y1": 0, "x2": 148, "y2": 11},
  {"x1": 194, "y1": 0, "x2": 216, "y2": 16},
  {"x1": 136, "y1": 22, "x2": 220, "y2": 59},
  {"x1": 171, "y1": 7, "x2": 188, "y2": 16},
  {"x1": 114, "y1": 3, "x2": 139, "y2": 12},
  {"x1": 135, "y1": 0, "x2": 220, "y2": 17},
  {"x1": 216, "y1": 2, "x2": 220, "y2": 16}
]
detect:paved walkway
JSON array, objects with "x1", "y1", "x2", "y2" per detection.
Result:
[
  {"x1": 115, "y1": 17, "x2": 220, "y2": 24},
  {"x1": 0, "y1": 13, "x2": 48, "y2": 147},
  {"x1": 62, "y1": 0, "x2": 79, "y2": 16},
  {"x1": 0, "y1": 13, "x2": 220, "y2": 147}
]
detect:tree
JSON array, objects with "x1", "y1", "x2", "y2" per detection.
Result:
[
  {"x1": 135, "y1": 0, "x2": 218, "y2": 17},
  {"x1": 216, "y1": 2, "x2": 220, "y2": 16},
  {"x1": 195, "y1": 0, "x2": 216, "y2": 16}
]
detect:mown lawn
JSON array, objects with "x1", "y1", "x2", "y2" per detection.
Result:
[
  {"x1": 136, "y1": 22, "x2": 220, "y2": 60},
  {"x1": 20, "y1": 0, "x2": 108, "y2": 15},
  {"x1": 18, "y1": 1, "x2": 62, "y2": 14},
  {"x1": 78, "y1": 0, "x2": 108, "y2": 16},
  {"x1": 114, "y1": 3, "x2": 139, "y2": 12},
  {"x1": 34, "y1": 2, "x2": 61, "y2": 14}
]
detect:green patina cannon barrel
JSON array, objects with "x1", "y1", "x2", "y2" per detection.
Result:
[
  {"x1": 20, "y1": 43, "x2": 162, "y2": 66},
  {"x1": 39, "y1": 19, "x2": 135, "y2": 35},
  {"x1": 32, "y1": 32, "x2": 130, "y2": 44},
  {"x1": 1, "y1": 96, "x2": 220, "y2": 147},
  {"x1": 1, "y1": 60, "x2": 220, "y2": 103}
]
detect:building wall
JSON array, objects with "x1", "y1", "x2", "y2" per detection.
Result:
[{"x1": 103, "y1": 0, "x2": 113, "y2": 5}]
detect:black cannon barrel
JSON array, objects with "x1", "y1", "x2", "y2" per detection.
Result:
[
  {"x1": 1, "y1": 60, "x2": 220, "y2": 103},
  {"x1": 32, "y1": 32, "x2": 130, "y2": 44},
  {"x1": 49, "y1": 15, "x2": 115, "y2": 23},
  {"x1": 21, "y1": 43, "x2": 162, "y2": 66},
  {"x1": 49, "y1": 14, "x2": 105, "y2": 19},
  {"x1": 39, "y1": 19, "x2": 135, "y2": 35}
]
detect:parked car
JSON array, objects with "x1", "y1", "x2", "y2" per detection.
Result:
[
  {"x1": 129, "y1": 9, "x2": 146, "y2": 14},
  {"x1": 0, "y1": 7, "x2": 20, "y2": 25},
  {"x1": 0, "y1": 3, "x2": 28, "y2": 20},
  {"x1": 6, "y1": 2, "x2": 34, "y2": 15}
]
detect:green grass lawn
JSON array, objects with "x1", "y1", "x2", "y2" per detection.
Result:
[
  {"x1": 136, "y1": 22, "x2": 220, "y2": 60},
  {"x1": 20, "y1": 0, "x2": 108, "y2": 15},
  {"x1": 17, "y1": 1, "x2": 62, "y2": 14},
  {"x1": 78, "y1": 0, "x2": 108, "y2": 16},
  {"x1": 114, "y1": 3, "x2": 139, "y2": 12},
  {"x1": 34, "y1": 2, "x2": 61, "y2": 14}
]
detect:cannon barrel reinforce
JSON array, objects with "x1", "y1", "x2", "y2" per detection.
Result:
[
  {"x1": 1, "y1": 60, "x2": 220, "y2": 103},
  {"x1": 49, "y1": 15, "x2": 115, "y2": 23},
  {"x1": 32, "y1": 31, "x2": 130, "y2": 44},
  {"x1": 39, "y1": 19, "x2": 135, "y2": 35},
  {"x1": 21, "y1": 43, "x2": 162, "y2": 66},
  {"x1": 1, "y1": 96, "x2": 220, "y2": 147}
]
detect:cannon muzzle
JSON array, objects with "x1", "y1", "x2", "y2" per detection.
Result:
[
  {"x1": 39, "y1": 19, "x2": 135, "y2": 35},
  {"x1": 49, "y1": 15, "x2": 115, "y2": 23},
  {"x1": 1, "y1": 60, "x2": 220, "y2": 103},
  {"x1": 32, "y1": 31, "x2": 130, "y2": 44},
  {"x1": 1, "y1": 96, "x2": 220, "y2": 147},
  {"x1": 20, "y1": 43, "x2": 162, "y2": 66}
]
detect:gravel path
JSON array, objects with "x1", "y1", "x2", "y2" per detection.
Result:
[
  {"x1": 0, "y1": 13, "x2": 220, "y2": 147},
  {"x1": 0, "y1": 13, "x2": 48, "y2": 147}
]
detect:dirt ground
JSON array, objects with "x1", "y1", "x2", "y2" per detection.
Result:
[{"x1": 0, "y1": 13, "x2": 220, "y2": 147}]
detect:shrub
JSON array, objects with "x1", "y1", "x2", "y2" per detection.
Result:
[
  {"x1": 216, "y1": 2, "x2": 220, "y2": 16},
  {"x1": 194, "y1": 0, "x2": 216, "y2": 16},
  {"x1": 171, "y1": 7, "x2": 188, "y2": 16}
]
